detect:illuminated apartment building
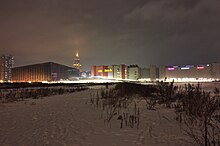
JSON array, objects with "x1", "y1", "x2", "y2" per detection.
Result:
[
  {"x1": 127, "y1": 65, "x2": 140, "y2": 80},
  {"x1": 112, "y1": 64, "x2": 127, "y2": 79},
  {"x1": 0, "y1": 55, "x2": 14, "y2": 82}
]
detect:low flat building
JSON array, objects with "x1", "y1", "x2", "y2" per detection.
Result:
[
  {"x1": 12, "y1": 62, "x2": 79, "y2": 82},
  {"x1": 160, "y1": 63, "x2": 220, "y2": 82}
]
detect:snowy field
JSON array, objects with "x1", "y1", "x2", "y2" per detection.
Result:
[
  {"x1": 174, "y1": 82, "x2": 220, "y2": 90},
  {"x1": 0, "y1": 85, "x2": 197, "y2": 146}
]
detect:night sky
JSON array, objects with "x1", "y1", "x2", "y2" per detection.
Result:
[{"x1": 1, "y1": 0, "x2": 220, "y2": 70}]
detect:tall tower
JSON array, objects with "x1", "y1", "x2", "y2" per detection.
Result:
[
  {"x1": 0, "y1": 55, "x2": 14, "y2": 82},
  {"x1": 73, "y1": 51, "x2": 82, "y2": 71}
]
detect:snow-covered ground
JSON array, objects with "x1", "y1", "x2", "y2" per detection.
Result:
[{"x1": 0, "y1": 87, "x2": 195, "y2": 146}]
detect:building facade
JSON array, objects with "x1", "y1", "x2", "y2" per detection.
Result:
[
  {"x1": 12, "y1": 62, "x2": 79, "y2": 82},
  {"x1": 91, "y1": 65, "x2": 110, "y2": 78},
  {"x1": 91, "y1": 64, "x2": 127, "y2": 79},
  {"x1": 112, "y1": 64, "x2": 127, "y2": 79},
  {"x1": 140, "y1": 65, "x2": 159, "y2": 81},
  {"x1": 127, "y1": 65, "x2": 140, "y2": 80},
  {"x1": 0, "y1": 55, "x2": 14, "y2": 82},
  {"x1": 91, "y1": 62, "x2": 220, "y2": 82},
  {"x1": 161, "y1": 63, "x2": 220, "y2": 82},
  {"x1": 91, "y1": 64, "x2": 142, "y2": 80},
  {"x1": 154, "y1": 63, "x2": 220, "y2": 82}
]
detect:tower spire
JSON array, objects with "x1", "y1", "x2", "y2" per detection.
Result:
[{"x1": 73, "y1": 51, "x2": 82, "y2": 71}]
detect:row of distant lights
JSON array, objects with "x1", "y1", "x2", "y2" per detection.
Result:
[
  {"x1": 167, "y1": 64, "x2": 210, "y2": 71},
  {"x1": 164, "y1": 78, "x2": 217, "y2": 83}
]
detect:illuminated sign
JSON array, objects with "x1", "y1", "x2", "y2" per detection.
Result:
[
  {"x1": 197, "y1": 66, "x2": 204, "y2": 70},
  {"x1": 104, "y1": 69, "x2": 112, "y2": 72},
  {"x1": 181, "y1": 67, "x2": 190, "y2": 70},
  {"x1": 98, "y1": 70, "x2": 102, "y2": 73},
  {"x1": 167, "y1": 68, "x2": 175, "y2": 71}
]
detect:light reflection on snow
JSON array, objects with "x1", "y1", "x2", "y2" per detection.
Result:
[{"x1": 42, "y1": 79, "x2": 121, "y2": 84}]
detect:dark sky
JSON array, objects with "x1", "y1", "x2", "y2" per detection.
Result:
[{"x1": 1, "y1": 0, "x2": 220, "y2": 70}]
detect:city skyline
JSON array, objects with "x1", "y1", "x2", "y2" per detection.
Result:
[{"x1": 1, "y1": 0, "x2": 220, "y2": 70}]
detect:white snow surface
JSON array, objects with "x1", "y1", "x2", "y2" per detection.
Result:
[{"x1": 0, "y1": 88, "x2": 193, "y2": 146}]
